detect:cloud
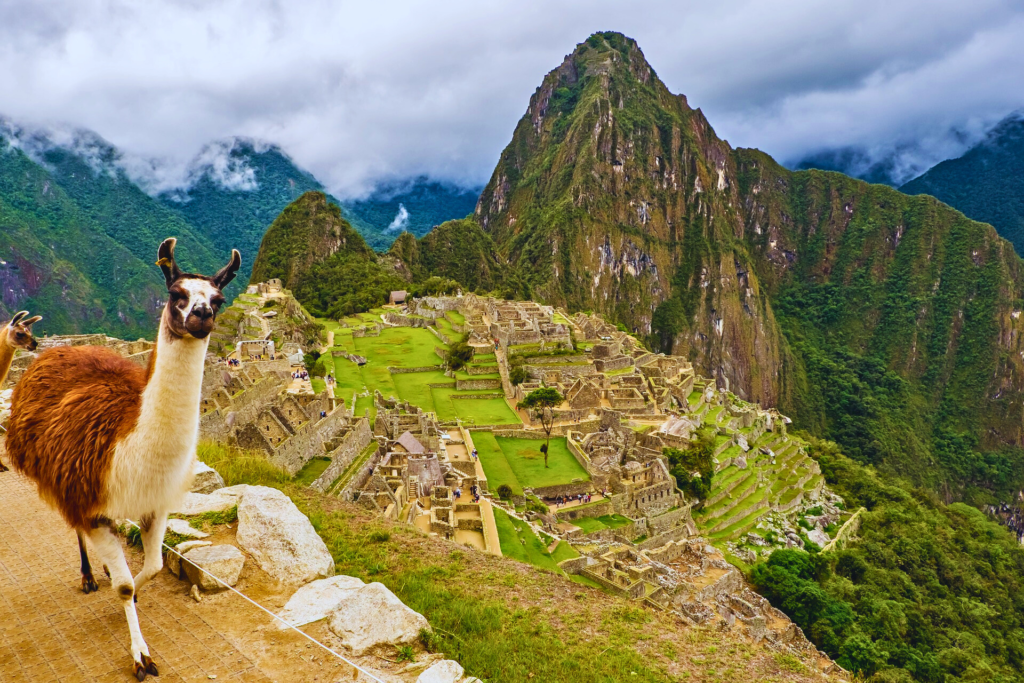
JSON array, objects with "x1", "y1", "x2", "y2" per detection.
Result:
[
  {"x1": 0, "y1": 0, "x2": 1022, "y2": 196},
  {"x1": 386, "y1": 204, "x2": 410, "y2": 232}
]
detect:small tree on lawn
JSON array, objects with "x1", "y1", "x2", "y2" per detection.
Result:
[{"x1": 518, "y1": 387, "x2": 563, "y2": 468}]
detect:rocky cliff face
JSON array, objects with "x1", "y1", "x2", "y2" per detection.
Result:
[
  {"x1": 473, "y1": 32, "x2": 1024, "y2": 489},
  {"x1": 474, "y1": 32, "x2": 787, "y2": 404}
]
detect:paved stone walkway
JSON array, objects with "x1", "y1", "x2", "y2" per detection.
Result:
[{"x1": 0, "y1": 469, "x2": 273, "y2": 683}]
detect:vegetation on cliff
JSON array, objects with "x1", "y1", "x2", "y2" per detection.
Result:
[{"x1": 754, "y1": 437, "x2": 1024, "y2": 682}]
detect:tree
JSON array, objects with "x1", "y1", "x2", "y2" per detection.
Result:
[
  {"x1": 445, "y1": 334, "x2": 475, "y2": 371},
  {"x1": 664, "y1": 428, "x2": 715, "y2": 504},
  {"x1": 496, "y1": 484, "x2": 514, "y2": 500},
  {"x1": 303, "y1": 350, "x2": 321, "y2": 373},
  {"x1": 517, "y1": 387, "x2": 563, "y2": 468}
]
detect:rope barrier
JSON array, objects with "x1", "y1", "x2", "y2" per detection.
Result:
[{"x1": 124, "y1": 519, "x2": 387, "y2": 683}]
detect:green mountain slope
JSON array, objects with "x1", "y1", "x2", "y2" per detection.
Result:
[
  {"x1": 470, "y1": 31, "x2": 1024, "y2": 495},
  {"x1": 0, "y1": 137, "x2": 166, "y2": 338},
  {"x1": 901, "y1": 114, "x2": 1024, "y2": 254},
  {"x1": 250, "y1": 191, "x2": 404, "y2": 317},
  {"x1": 388, "y1": 218, "x2": 506, "y2": 293}
]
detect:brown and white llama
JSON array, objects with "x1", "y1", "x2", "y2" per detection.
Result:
[
  {"x1": 0, "y1": 310, "x2": 42, "y2": 471},
  {"x1": 7, "y1": 238, "x2": 240, "y2": 680}
]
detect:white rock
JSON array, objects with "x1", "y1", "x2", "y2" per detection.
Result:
[
  {"x1": 327, "y1": 582, "x2": 429, "y2": 655},
  {"x1": 190, "y1": 460, "x2": 226, "y2": 494},
  {"x1": 806, "y1": 528, "x2": 830, "y2": 548},
  {"x1": 235, "y1": 486, "x2": 334, "y2": 586},
  {"x1": 416, "y1": 660, "x2": 464, "y2": 683},
  {"x1": 172, "y1": 491, "x2": 239, "y2": 516},
  {"x1": 276, "y1": 575, "x2": 365, "y2": 629},
  {"x1": 183, "y1": 544, "x2": 245, "y2": 591},
  {"x1": 166, "y1": 540, "x2": 212, "y2": 578},
  {"x1": 167, "y1": 518, "x2": 209, "y2": 539}
]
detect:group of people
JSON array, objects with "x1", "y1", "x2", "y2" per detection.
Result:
[
  {"x1": 470, "y1": 448, "x2": 478, "y2": 460},
  {"x1": 452, "y1": 485, "x2": 482, "y2": 503},
  {"x1": 247, "y1": 353, "x2": 275, "y2": 361},
  {"x1": 292, "y1": 370, "x2": 310, "y2": 380},
  {"x1": 224, "y1": 357, "x2": 241, "y2": 367},
  {"x1": 551, "y1": 492, "x2": 597, "y2": 508}
]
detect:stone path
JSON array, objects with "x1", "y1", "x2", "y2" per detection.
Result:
[{"x1": 0, "y1": 469, "x2": 279, "y2": 683}]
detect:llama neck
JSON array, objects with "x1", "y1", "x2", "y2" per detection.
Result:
[
  {"x1": 0, "y1": 332, "x2": 14, "y2": 387},
  {"x1": 136, "y1": 321, "x2": 210, "y2": 446}
]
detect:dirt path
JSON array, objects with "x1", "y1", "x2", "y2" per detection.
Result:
[{"x1": 0, "y1": 466, "x2": 341, "y2": 683}]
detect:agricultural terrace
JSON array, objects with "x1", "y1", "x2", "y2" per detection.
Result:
[
  {"x1": 473, "y1": 433, "x2": 589, "y2": 496},
  {"x1": 322, "y1": 317, "x2": 520, "y2": 424}
]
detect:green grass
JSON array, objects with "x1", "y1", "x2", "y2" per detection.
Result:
[
  {"x1": 446, "y1": 310, "x2": 466, "y2": 325},
  {"x1": 311, "y1": 378, "x2": 326, "y2": 394},
  {"x1": 197, "y1": 441, "x2": 291, "y2": 487},
  {"x1": 452, "y1": 398, "x2": 521, "y2": 425},
  {"x1": 293, "y1": 456, "x2": 332, "y2": 486},
  {"x1": 492, "y1": 507, "x2": 566, "y2": 573},
  {"x1": 570, "y1": 514, "x2": 632, "y2": 533},
  {"x1": 353, "y1": 327, "x2": 446, "y2": 368},
  {"x1": 481, "y1": 436, "x2": 590, "y2": 490},
  {"x1": 473, "y1": 431, "x2": 523, "y2": 495}
]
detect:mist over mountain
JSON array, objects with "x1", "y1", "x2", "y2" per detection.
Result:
[
  {"x1": 901, "y1": 112, "x2": 1024, "y2": 254},
  {"x1": 343, "y1": 177, "x2": 480, "y2": 240}
]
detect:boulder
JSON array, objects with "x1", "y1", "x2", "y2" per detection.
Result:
[
  {"x1": 235, "y1": 486, "x2": 334, "y2": 585},
  {"x1": 328, "y1": 582, "x2": 429, "y2": 655},
  {"x1": 416, "y1": 660, "x2": 464, "y2": 683},
  {"x1": 166, "y1": 518, "x2": 209, "y2": 539},
  {"x1": 806, "y1": 527, "x2": 830, "y2": 548},
  {"x1": 190, "y1": 460, "x2": 226, "y2": 494},
  {"x1": 183, "y1": 544, "x2": 245, "y2": 591},
  {"x1": 166, "y1": 540, "x2": 212, "y2": 578},
  {"x1": 276, "y1": 575, "x2": 365, "y2": 629},
  {"x1": 172, "y1": 491, "x2": 240, "y2": 516}
]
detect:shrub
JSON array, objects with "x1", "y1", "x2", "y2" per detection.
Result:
[{"x1": 496, "y1": 484, "x2": 514, "y2": 500}]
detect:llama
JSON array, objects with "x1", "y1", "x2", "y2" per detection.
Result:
[
  {"x1": 7, "y1": 238, "x2": 240, "y2": 680},
  {"x1": 0, "y1": 310, "x2": 42, "y2": 471}
]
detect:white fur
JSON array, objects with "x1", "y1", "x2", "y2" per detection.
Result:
[{"x1": 105, "y1": 294, "x2": 212, "y2": 519}]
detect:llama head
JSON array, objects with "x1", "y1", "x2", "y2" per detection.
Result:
[
  {"x1": 157, "y1": 237, "x2": 241, "y2": 340},
  {"x1": 3, "y1": 311, "x2": 41, "y2": 351}
]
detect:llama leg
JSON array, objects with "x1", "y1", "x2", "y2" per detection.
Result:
[
  {"x1": 77, "y1": 530, "x2": 100, "y2": 593},
  {"x1": 133, "y1": 513, "x2": 166, "y2": 596},
  {"x1": 87, "y1": 523, "x2": 159, "y2": 680}
]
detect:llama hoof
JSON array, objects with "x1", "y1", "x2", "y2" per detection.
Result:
[
  {"x1": 133, "y1": 661, "x2": 147, "y2": 681},
  {"x1": 141, "y1": 653, "x2": 159, "y2": 676},
  {"x1": 81, "y1": 574, "x2": 99, "y2": 593}
]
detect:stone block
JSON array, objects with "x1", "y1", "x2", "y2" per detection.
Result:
[{"x1": 183, "y1": 544, "x2": 245, "y2": 591}]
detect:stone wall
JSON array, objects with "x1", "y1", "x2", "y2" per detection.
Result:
[
  {"x1": 646, "y1": 505, "x2": 692, "y2": 535},
  {"x1": 456, "y1": 378, "x2": 501, "y2": 390},
  {"x1": 266, "y1": 407, "x2": 351, "y2": 474},
  {"x1": 635, "y1": 522, "x2": 694, "y2": 551},
  {"x1": 555, "y1": 499, "x2": 614, "y2": 522},
  {"x1": 593, "y1": 356, "x2": 634, "y2": 373},
  {"x1": 310, "y1": 418, "x2": 373, "y2": 492}
]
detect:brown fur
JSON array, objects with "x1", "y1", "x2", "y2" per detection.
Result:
[{"x1": 6, "y1": 346, "x2": 146, "y2": 528}]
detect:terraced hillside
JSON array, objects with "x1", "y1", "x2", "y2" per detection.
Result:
[{"x1": 694, "y1": 432, "x2": 824, "y2": 546}]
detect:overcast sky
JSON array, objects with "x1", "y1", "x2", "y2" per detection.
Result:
[{"x1": 1, "y1": 0, "x2": 1022, "y2": 196}]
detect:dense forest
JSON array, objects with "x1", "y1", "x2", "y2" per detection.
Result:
[{"x1": 754, "y1": 437, "x2": 1024, "y2": 682}]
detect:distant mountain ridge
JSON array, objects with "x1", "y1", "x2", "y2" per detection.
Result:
[
  {"x1": 0, "y1": 119, "x2": 480, "y2": 334},
  {"x1": 900, "y1": 112, "x2": 1024, "y2": 254}
]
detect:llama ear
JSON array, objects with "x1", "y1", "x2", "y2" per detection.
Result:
[
  {"x1": 212, "y1": 249, "x2": 242, "y2": 290},
  {"x1": 22, "y1": 315, "x2": 42, "y2": 327},
  {"x1": 9, "y1": 311, "x2": 28, "y2": 325},
  {"x1": 156, "y1": 238, "x2": 182, "y2": 288}
]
